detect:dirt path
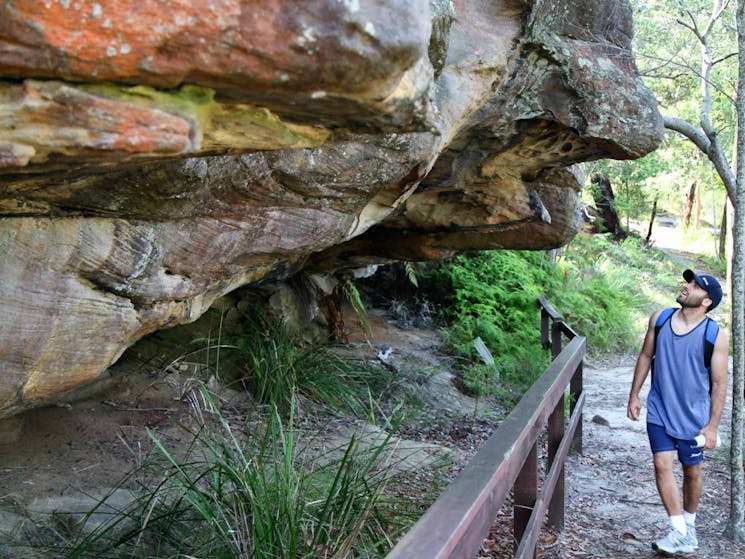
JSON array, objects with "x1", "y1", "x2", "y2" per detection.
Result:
[
  {"x1": 2, "y1": 295, "x2": 744, "y2": 558},
  {"x1": 545, "y1": 357, "x2": 745, "y2": 559}
]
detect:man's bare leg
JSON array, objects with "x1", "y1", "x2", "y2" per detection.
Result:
[
  {"x1": 650, "y1": 450, "x2": 694, "y2": 552},
  {"x1": 682, "y1": 463, "x2": 703, "y2": 513},
  {"x1": 654, "y1": 451, "x2": 682, "y2": 516}
]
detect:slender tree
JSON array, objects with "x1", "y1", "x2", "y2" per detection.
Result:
[
  {"x1": 729, "y1": 0, "x2": 745, "y2": 541},
  {"x1": 634, "y1": 0, "x2": 744, "y2": 539},
  {"x1": 660, "y1": 0, "x2": 737, "y2": 200}
]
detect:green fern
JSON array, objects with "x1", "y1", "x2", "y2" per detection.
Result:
[
  {"x1": 341, "y1": 276, "x2": 373, "y2": 339},
  {"x1": 420, "y1": 231, "x2": 675, "y2": 401},
  {"x1": 404, "y1": 262, "x2": 419, "y2": 287}
]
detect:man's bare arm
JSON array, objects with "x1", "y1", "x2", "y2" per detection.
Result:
[
  {"x1": 627, "y1": 311, "x2": 662, "y2": 421},
  {"x1": 701, "y1": 328, "x2": 729, "y2": 449}
]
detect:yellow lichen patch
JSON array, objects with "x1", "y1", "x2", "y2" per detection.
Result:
[
  {"x1": 205, "y1": 103, "x2": 330, "y2": 151},
  {"x1": 0, "y1": 81, "x2": 330, "y2": 171},
  {"x1": 80, "y1": 83, "x2": 330, "y2": 152}
]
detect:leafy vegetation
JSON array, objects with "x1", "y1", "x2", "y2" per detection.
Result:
[
  {"x1": 55, "y1": 389, "x2": 408, "y2": 559},
  {"x1": 340, "y1": 276, "x2": 373, "y2": 340},
  {"x1": 27, "y1": 229, "x2": 723, "y2": 557},
  {"x1": 213, "y1": 304, "x2": 378, "y2": 419},
  {"x1": 36, "y1": 306, "x2": 447, "y2": 559},
  {"x1": 589, "y1": 0, "x2": 735, "y2": 245},
  {"x1": 418, "y1": 232, "x2": 681, "y2": 404}
]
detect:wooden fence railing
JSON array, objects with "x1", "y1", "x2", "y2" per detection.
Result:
[{"x1": 385, "y1": 297, "x2": 585, "y2": 559}]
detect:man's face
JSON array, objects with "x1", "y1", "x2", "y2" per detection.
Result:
[{"x1": 676, "y1": 279, "x2": 710, "y2": 309}]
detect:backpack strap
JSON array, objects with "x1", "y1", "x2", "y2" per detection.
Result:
[
  {"x1": 652, "y1": 308, "x2": 676, "y2": 377},
  {"x1": 653, "y1": 308, "x2": 719, "y2": 372},
  {"x1": 654, "y1": 308, "x2": 676, "y2": 333},
  {"x1": 703, "y1": 317, "x2": 719, "y2": 370}
]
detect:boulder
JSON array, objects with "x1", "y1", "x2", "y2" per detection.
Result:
[{"x1": 0, "y1": 0, "x2": 663, "y2": 416}]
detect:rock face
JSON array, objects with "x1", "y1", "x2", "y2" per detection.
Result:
[{"x1": 0, "y1": 0, "x2": 663, "y2": 417}]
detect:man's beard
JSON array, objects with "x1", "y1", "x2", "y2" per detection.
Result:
[{"x1": 677, "y1": 293, "x2": 704, "y2": 308}]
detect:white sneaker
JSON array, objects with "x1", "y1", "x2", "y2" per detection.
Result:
[
  {"x1": 686, "y1": 524, "x2": 699, "y2": 550},
  {"x1": 652, "y1": 528, "x2": 695, "y2": 555}
]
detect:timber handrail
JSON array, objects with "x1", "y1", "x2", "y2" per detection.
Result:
[{"x1": 385, "y1": 298, "x2": 585, "y2": 559}]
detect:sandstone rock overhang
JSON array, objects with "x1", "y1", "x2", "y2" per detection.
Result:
[{"x1": 0, "y1": 0, "x2": 663, "y2": 417}]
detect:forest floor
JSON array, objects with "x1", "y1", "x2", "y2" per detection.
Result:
[
  {"x1": 2, "y1": 305, "x2": 744, "y2": 558},
  {"x1": 1, "y1": 223, "x2": 745, "y2": 558}
]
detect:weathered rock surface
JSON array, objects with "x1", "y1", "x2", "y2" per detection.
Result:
[{"x1": 0, "y1": 0, "x2": 664, "y2": 416}]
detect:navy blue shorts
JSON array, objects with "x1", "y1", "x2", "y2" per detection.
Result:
[{"x1": 647, "y1": 423, "x2": 704, "y2": 466}]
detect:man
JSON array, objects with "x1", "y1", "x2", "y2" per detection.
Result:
[{"x1": 627, "y1": 269, "x2": 728, "y2": 556}]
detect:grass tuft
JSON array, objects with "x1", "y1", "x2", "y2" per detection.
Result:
[
  {"x1": 196, "y1": 304, "x2": 378, "y2": 419},
  {"x1": 55, "y1": 387, "x2": 407, "y2": 559}
]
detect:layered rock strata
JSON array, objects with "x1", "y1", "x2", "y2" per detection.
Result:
[{"x1": 0, "y1": 0, "x2": 663, "y2": 416}]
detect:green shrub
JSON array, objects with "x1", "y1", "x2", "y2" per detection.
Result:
[
  {"x1": 421, "y1": 250, "x2": 552, "y2": 397},
  {"x1": 215, "y1": 305, "x2": 376, "y2": 418},
  {"x1": 418, "y1": 231, "x2": 677, "y2": 403},
  {"x1": 461, "y1": 363, "x2": 500, "y2": 398}
]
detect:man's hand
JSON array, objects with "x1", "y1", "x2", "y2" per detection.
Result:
[
  {"x1": 699, "y1": 425, "x2": 719, "y2": 450},
  {"x1": 627, "y1": 395, "x2": 642, "y2": 421}
]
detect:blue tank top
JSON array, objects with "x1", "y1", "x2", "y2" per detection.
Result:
[{"x1": 647, "y1": 314, "x2": 711, "y2": 439}]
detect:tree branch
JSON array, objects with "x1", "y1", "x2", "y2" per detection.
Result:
[
  {"x1": 664, "y1": 116, "x2": 711, "y2": 152},
  {"x1": 638, "y1": 53, "x2": 737, "y2": 106},
  {"x1": 700, "y1": 0, "x2": 730, "y2": 38},
  {"x1": 713, "y1": 51, "x2": 739, "y2": 64},
  {"x1": 677, "y1": 17, "x2": 703, "y2": 40},
  {"x1": 663, "y1": 116, "x2": 737, "y2": 201}
]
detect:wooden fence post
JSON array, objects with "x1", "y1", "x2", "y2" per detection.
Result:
[
  {"x1": 541, "y1": 308, "x2": 550, "y2": 349},
  {"x1": 551, "y1": 320, "x2": 562, "y2": 359},
  {"x1": 514, "y1": 443, "x2": 538, "y2": 559},
  {"x1": 547, "y1": 392, "x2": 565, "y2": 530},
  {"x1": 570, "y1": 360, "x2": 584, "y2": 453}
]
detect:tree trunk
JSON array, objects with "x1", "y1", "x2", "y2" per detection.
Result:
[
  {"x1": 590, "y1": 175, "x2": 628, "y2": 240},
  {"x1": 646, "y1": 196, "x2": 658, "y2": 244},
  {"x1": 318, "y1": 287, "x2": 346, "y2": 342},
  {"x1": 727, "y1": 0, "x2": 745, "y2": 542},
  {"x1": 728, "y1": 170, "x2": 745, "y2": 541},
  {"x1": 685, "y1": 182, "x2": 696, "y2": 227},
  {"x1": 720, "y1": 198, "x2": 728, "y2": 261}
]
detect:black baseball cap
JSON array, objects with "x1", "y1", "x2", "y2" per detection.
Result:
[{"x1": 683, "y1": 269, "x2": 723, "y2": 311}]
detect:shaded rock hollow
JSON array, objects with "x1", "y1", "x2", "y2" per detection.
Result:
[{"x1": 0, "y1": 0, "x2": 663, "y2": 417}]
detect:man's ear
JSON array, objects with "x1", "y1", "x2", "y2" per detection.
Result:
[{"x1": 703, "y1": 296, "x2": 713, "y2": 310}]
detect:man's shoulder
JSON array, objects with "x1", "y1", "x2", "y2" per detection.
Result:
[{"x1": 652, "y1": 307, "x2": 676, "y2": 326}]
